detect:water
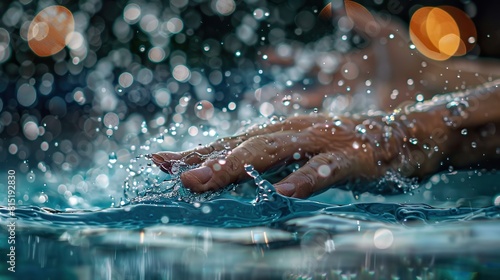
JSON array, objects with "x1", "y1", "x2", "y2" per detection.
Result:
[
  {"x1": 2, "y1": 0, "x2": 500, "y2": 279},
  {"x1": 2, "y1": 165, "x2": 500, "y2": 279}
]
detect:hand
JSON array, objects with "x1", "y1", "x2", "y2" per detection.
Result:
[
  {"x1": 152, "y1": 113, "x2": 445, "y2": 198},
  {"x1": 258, "y1": 2, "x2": 493, "y2": 112},
  {"x1": 257, "y1": 2, "x2": 423, "y2": 112}
]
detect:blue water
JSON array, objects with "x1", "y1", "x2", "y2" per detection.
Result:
[{"x1": 2, "y1": 165, "x2": 500, "y2": 279}]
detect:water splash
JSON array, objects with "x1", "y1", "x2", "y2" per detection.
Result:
[{"x1": 122, "y1": 152, "x2": 235, "y2": 204}]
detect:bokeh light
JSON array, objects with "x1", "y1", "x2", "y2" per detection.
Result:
[
  {"x1": 410, "y1": 6, "x2": 477, "y2": 61},
  {"x1": 28, "y1": 5, "x2": 75, "y2": 57}
]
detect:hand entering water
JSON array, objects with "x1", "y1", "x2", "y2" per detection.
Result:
[
  {"x1": 152, "y1": 109, "x2": 459, "y2": 198},
  {"x1": 153, "y1": 78, "x2": 500, "y2": 198}
]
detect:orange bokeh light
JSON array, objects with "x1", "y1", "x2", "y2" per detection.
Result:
[
  {"x1": 28, "y1": 5, "x2": 75, "y2": 57},
  {"x1": 410, "y1": 6, "x2": 476, "y2": 61}
]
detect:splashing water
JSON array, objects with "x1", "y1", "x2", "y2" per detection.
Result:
[{"x1": 123, "y1": 151, "x2": 235, "y2": 204}]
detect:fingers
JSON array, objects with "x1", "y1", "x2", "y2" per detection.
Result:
[
  {"x1": 152, "y1": 115, "x2": 329, "y2": 175},
  {"x1": 180, "y1": 131, "x2": 314, "y2": 192},
  {"x1": 152, "y1": 135, "x2": 247, "y2": 169},
  {"x1": 274, "y1": 152, "x2": 351, "y2": 198}
]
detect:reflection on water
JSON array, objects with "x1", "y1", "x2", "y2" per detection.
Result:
[
  {"x1": 2, "y1": 166, "x2": 500, "y2": 278},
  {"x1": 1, "y1": 0, "x2": 500, "y2": 279},
  {"x1": 2, "y1": 198, "x2": 500, "y2": 279}
]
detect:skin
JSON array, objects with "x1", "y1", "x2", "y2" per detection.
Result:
[{"x1": 152, "y1": 4, "x2": 500, "y2": 198}]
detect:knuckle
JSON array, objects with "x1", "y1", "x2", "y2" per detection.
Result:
[
  {"x1": 248, "y1": 135, "x2": 278, "y2": 154},
  {"x1": 314, "y1": 153, "x2": 336, "y2": 166},
  {"x1": 223, "y1": 155, "x2": 243, "y2": 173},
  {"x1": 296, "y1": 168, "x2": 318, "y2": 190}
]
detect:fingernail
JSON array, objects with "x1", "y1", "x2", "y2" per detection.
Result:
[
  {"x1": 274, "y1": 183, "x2": 295, "y2": 196},
  {"x1": 184, "y1": 166, "x2": 213, "y2": 185},
  {"x1": 151, "y1": 154, "x2": 165, "y2": 165}
]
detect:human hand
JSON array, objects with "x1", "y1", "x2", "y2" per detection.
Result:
[
  {"x1": 152, "y1": 113, "x2": 439, "y2": 198},
  {"x1": 257, "y1": 1, "x2": 425, "y2": 112},
  {"x1": 258, "y1": 1, "x2": 491, "y2": 112}
]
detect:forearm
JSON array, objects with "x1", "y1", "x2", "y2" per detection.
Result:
[{"x1": 397, "y1": 79, "x2": 500, "y2": 176}]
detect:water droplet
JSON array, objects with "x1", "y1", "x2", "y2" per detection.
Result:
[
  {"x1": 352, "y1": 141, "x2": 360, "y2": 149},
  {"x1": 109, "y1": 152, "x2": 117, "y2": 164},
  {"x1": 355, "y1": 124, "x2": 367, "y2": 134},
  {"x1": 446, "y1": 99, "x2": 469, "y2": 117},
  {"x1": 196, "y1": 102, "x2": 203, "y2": 110},
  {"x1": 471, "y1": 142, "x2": 477, "y2": 148},
  {"x1": 461, "y1": 129, "x2": 468, "y2": 135},
  {"x1": 409, "y1": 138, "x2": 418, "y2": 145},
  {"x1": 281, "y1": 95, "x2": 291, "y2": 106},
  {"x1": 141, "y1": 121, "x2": 148, "y2": 133},
  {"x1": 317, "y1": 165, "x2": 331, "y2": 177},
  {"x1": 157, "y1": 134, "x2": 164, "y2": 143},
  {"x1": 27, "y1": 171, "x2": 36, "y2": 183}
]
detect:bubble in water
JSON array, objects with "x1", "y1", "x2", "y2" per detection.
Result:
[{"x1": 161, "y1": 216, "x2": 170, "y2": 223}]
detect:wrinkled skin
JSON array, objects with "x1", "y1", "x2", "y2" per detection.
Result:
[
  {"x1": 152, "y1": 115, "x2": 390, "y2": 197},
  {"x1": 152, "y1": 111, "x2": 455, "y2": 198}
]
